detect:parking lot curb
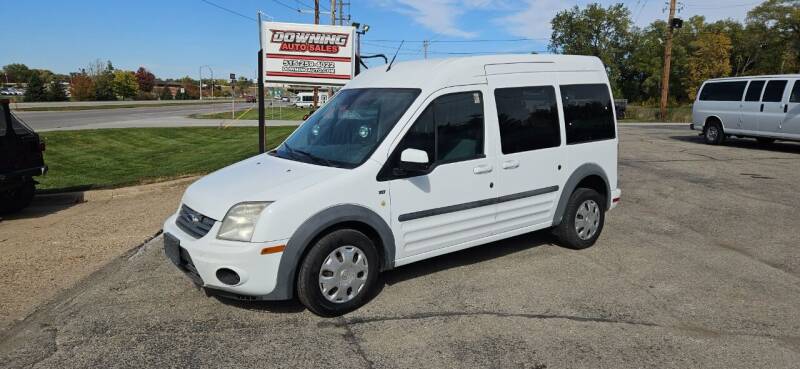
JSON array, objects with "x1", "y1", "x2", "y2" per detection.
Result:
[{"x1": 32, "y1": 176, "x2": 200, "y2": 206}]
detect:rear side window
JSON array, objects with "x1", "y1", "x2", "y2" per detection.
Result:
[
  {"x1": 744, "y1": 80, "x2": 765, "y2": 102},
  {"x1": 560, "y1": 84, "x2": 615, "y2": 145},
  {"x1": 791, "y1": 81, "x2": 800, "y2": 103},
  {"x1": 698, "y1": 81, "x2": 747, "y2": 101},
  {"x1": 495, "y1": 86, "x2": 560, "y2": 154},
  {"x1": 761, "y1": 80, "x2": 787, "y2": 102},
  {"x1": 391, "y1": 91, "x2": 484, "y2": 167}
]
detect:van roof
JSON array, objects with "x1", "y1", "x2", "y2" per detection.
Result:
[
  {"x1": 705, "y1": 74, "x2": 800, "y2": 82},
  {"x1": 346, "y1": 54, "x2": 605, "y2": 90}
]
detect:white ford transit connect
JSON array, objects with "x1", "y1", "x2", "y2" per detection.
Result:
[
  {"x1": 163, "y1": 55, "x2": 621, "y2": 316},
  {"x1": 691, "y1": 75, "x2": 800, "y2": 144}
]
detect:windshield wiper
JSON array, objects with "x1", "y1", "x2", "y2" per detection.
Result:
[{"x1": 282, "y1": 143, "x2": 338, "y2": 167}]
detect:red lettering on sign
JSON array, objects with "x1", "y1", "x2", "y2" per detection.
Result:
[{"x1": 279, "y1": 43, "x2": 340, "y2": 54}]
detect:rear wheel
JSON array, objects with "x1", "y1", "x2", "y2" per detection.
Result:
[
  {"x1": 703, "y1": 121, "x2": 725, "y2": 145},
  {"x1": 0, "y1": 178, "x2": 35, "y2": 215},
  {"x1": 554, "y1": 188, "x2": 606, "y2": 250},
  {"x1": 296, "y1": 229, "x2": 380, "y2": 317}
]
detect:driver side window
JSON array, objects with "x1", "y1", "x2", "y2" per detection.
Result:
[{"x1": 381, "y1": 91, "x2": 484, "y2": 180}]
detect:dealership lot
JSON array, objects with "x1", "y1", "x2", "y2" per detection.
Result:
[{"x1": 2, "y1": 124, "x2": 800, "y2": 368}]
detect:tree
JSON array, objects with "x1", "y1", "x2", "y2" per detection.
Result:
[
  {"x1": 2, "y1": 63, "x2": 31, "y2": 84},
  {"x1": 745, "y1": 0, "x2": 800, "y2": 74},
  {"x1": 549, "y1": 3, "x2": 633, "y2": 96},
  {"x1": 94, "y1": 71, "x2": 116, "y2": 101},
  {"x1": 159, "y1": 86, "x2": 173, "y2": 100},
  {"x1": 70, "y1": 73, "x2": 96, "y2": 101},
  {"x1": 112, "y1": 70, "x2": 138, "y2": 100},
  {"x1": 134, "y1": 67, "x2": 155, "y2": 92},
  {"x1": 24, "y1": 73, "x2": 46, "y2": 102},
  {"x1": 685, "y1": 32, "x2": 732, "y2": 100},
  {"x1": 47, "y1": 80, "x2": 69, "y2": 101}
]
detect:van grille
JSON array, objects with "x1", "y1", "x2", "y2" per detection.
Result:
[{"x1": 176, "y1": 205, "x2": 216, "y2": 239}]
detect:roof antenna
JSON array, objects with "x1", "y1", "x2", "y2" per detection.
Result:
[{"x1": 386, "y1": 40, "x2": 404, "y2": 72}]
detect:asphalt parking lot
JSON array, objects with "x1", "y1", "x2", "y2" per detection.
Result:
[{"x1": 2, "y1": 124, "x2": 799, "y2": 368}]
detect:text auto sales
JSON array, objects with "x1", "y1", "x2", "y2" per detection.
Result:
[{"x1": 271, "y1": 30, "x2": 349, "y2": 54}]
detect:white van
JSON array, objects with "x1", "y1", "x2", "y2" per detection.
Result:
[
  {"x1": 691, "y1": 75, "x2": 800, "y2": 144},
  {"x1": 295, "y1": 92, "x2": 328, "y2": 108},
  {"x1": 163, "y1": 55, "x2": 621, "y2": 316}
]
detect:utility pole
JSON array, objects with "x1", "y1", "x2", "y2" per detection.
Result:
[
  {"x1": 313, "y1": 0, "x2": 320, "y2": 109},
  {"x1": 423, "y1": 40, "x2": 430, "y2": 59},
  {"x1": 659, "y1": 0, "x2": 677, "y2": 120},
  {"x1": 338, "y1": 0, "x2": 343, "y2": 25},
  {"x1": 330, "y1": 0, "x2": 337, "y2": 100}
]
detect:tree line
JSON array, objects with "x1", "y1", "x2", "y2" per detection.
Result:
[
  {"x1": 1, "y1": 61, "x2": 255, "y2": 102},
  {"x1": 550, "y1": 0, "x2": 799, "y2": 104}
]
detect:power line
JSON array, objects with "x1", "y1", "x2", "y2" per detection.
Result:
[
  {"x1": 365, "y1": 38, "x2": 547, "y2": 43},
  {"x1": 270, "y1": 0, "x2": 302, "y2": 13},
  {"x1": 200, "y1": 0, "x2": 257, "y2": 21},
  {"x1": 683, "y1": 1, "x2": 761, "y2": 9}
]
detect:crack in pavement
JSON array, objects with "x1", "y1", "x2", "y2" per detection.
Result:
[
  {"x1": 325, "y1": 311, "x2": 660, "y2": 328},
  {"x1": 336, "y1": 316, "x2": 376, "y2": 369}
]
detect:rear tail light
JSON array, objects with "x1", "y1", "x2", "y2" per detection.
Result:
[{"x1": 39, "y1": 141, "x2": 46, "y2": 152}]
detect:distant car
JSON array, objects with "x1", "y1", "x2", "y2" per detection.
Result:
[
  {"x1": 0, "y1": 89, "x2": 10, "y2": 95},
  {"x1": 273, "y1": 95, "x2": 282, "y2": 100},
  {"x1": 245, "y1": 95, "x2": 257, "y2": 103},
  {"x1": 281, "y1": 97, "x2": 289, "y2": 102},
  {"x1": 0, "y1": 99, "x2": 47, "y2": 214}
]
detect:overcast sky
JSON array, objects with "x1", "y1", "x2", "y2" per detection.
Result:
[{"x1": 0, "y1": 0, "x2": 758, "y2": 79}]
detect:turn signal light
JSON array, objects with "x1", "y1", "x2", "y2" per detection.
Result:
[{"x1": 261, "y1": 245, "x2": 286, "y2": 255}]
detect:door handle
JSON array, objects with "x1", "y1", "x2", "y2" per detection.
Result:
[
  {"x1": 785, "y1": 104, "x2": 789, "y2": 113},
  {"x1": 760, "y1": 103, "x2": 764, "y2": 112},
  {"x1": 473, "y1": 165, "x2": 493, "y2": 174},
  {"x1": 501, "y1": 160, "x2": 520, "y2": 170}
]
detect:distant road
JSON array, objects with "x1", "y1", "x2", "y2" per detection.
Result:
[
  {"x1": 10, "y1": 99, "x2": 244, "y2": 109},
  {"x1": 14, "y1": 102, "x2": 300, "y2": 131}
]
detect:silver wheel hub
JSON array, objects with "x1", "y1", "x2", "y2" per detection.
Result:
[
  {"x1": 707, "y1": 126, "x2": 718, "y2": 140},
  {"x1": 575, "y1": 199, "x2": 600, "y2": 240},
  {"x1": 319, "y1": 246, "x2": 368, "y2": 303}
]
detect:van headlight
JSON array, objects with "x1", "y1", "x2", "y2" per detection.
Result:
[{"x1": 217, "y1": 202, "x2": 271, "y2": 242}]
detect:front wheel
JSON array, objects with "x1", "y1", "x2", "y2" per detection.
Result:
[
  {"x1": 0, "y1": 179, "x2": 35, "y2": 215},
  {"x1": 553, "y1": 188, "x2": 606, "y2": 250},
  {"x1": 296, "y1": 229, "x2": 380, "y2": 317}
]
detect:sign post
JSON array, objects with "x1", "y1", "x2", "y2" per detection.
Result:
[
  {"x1": 230, "y1": 73, "x2": 236, "y2": 120},
  {"x1": 257, "y1": 12, "x2": 266, "y2": 153}
]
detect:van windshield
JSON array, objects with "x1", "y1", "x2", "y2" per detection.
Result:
[{"x1": 273, "y1": 88, "x2": 420, "y2": 168}]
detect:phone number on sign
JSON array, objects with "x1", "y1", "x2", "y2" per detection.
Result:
[{"x1": 282, "y1": 59, "x2": 336, "y2": 74}]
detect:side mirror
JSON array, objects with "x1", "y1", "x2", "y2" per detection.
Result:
[{"x1": 397, "y1": 148, "x2": 430, "y2": 174}]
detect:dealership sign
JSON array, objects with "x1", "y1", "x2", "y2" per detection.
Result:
[{"x1": 261, "y1": 22, "x2": 357, "y2": 86}]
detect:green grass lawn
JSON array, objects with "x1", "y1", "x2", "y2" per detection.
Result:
[
  {"x1": 193, "y1": 106, "x2": 309, "y2": 121},
  {"x1": 38, "y1": 126, "x2": 296, "y2": 192}
]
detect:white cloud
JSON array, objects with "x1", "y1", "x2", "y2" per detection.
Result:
[
  {"x1": 495, "y1": 0, "x2": 569, "y2": 40},
  {"x1": 387, "y1": 0, "x2": 495, "y2": 38}
]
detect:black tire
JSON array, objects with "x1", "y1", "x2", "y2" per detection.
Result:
[
  {"x1": 553, "y1": 188, "x2": 606, "y2": 250},
  {"x1": 703, "y1": 121, "x2": 725, "y2": 145},
  {"x1": 296, "y1": 229, "x2": 380, "y2": 317},
  {"x1": 0, "y1": 179, "x2": 35, "y2": 215},
  {"x1": 756, "y1": 137, "x2": 775, "y2": 145}
]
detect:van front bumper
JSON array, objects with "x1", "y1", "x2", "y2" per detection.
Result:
[{"x1": 162, "y1": 214, "x2": 290, "y2": 300}]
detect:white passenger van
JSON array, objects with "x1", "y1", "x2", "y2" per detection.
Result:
[
  {"x1": 163, "y1": 55, "x2": 621, "y2": 316},
  {"x1": 691, "y1": 75, "x2": 800, "y2": 144},
  {"x1": 294, "y1": 92, "x2": 328, "y2": 108}
]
